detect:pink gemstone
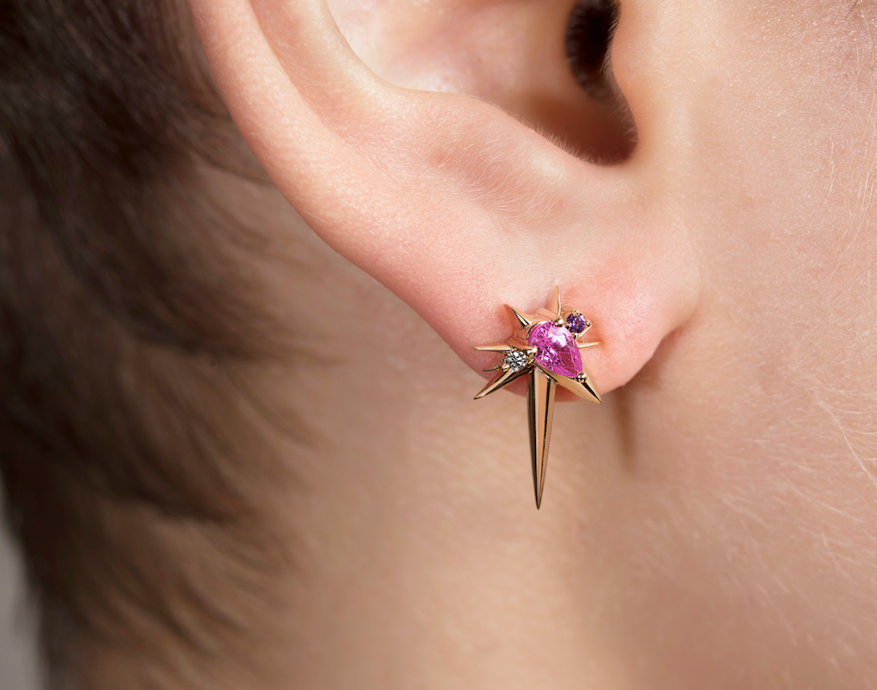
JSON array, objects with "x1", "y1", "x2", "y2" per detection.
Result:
[{"x1": 527, "y1": 322, "x2": 583, "y2": 378}]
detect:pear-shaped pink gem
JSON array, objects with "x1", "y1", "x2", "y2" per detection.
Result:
[{"x1": 527, "y1": 322, "x2": 582, "y2": 378}]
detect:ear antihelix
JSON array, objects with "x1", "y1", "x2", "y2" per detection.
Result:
[{"x1": 244, "y1": 0, "x2": 607, "y2": 202}]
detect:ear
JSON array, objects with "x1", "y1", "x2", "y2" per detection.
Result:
[{"x1": 185, "y1": 0, "x2": 700, "y2": 396}]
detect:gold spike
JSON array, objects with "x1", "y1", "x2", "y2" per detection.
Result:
[
  {"x1": 473, "y1": 343, "x2": 513, "y2": 352},
  {"x1": 549, "y1": 286, "x2": 561, "y2": 316},
  {"x1": 506, "y1": 305, "x2": 535, "y2": 330},
  {"x1": 474, "y1": 367, "x2": 528, "y2": 400},
  {"x1": 528, "y1": 368, "x2": 556, "y2": 509},
  {"x1": 548, "y1": 366, "x2": 602, "y2": 404},
  {"x1": 577, "y1": 340, "x2": 601, "y2": 349}
]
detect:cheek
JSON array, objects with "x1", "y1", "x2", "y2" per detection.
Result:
[
  {"x1": 664, "y1": 1, "x2": 873, "y2": 242},
  {"x1": 679, "y1": 2, "x2": 876, "y2": 347},
  {"x1": 607, "y1": 0, "x2": 876, "y2": 329},
  {"x1": 617, "y1": 1, "x2": 877, "y2": 682}
]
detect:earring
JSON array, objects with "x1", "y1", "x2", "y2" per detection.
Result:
[{"x1": 474, "y1": 287, "x2": 602, "y2": 508}]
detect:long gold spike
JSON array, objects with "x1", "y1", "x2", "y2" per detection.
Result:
[
  {"x1": 549, "y1": 286, "x2": 561, "y2": 316},
  {"x1": 577, "y1": 340, "x2": 602, "y2": 349},
  {"x1": 528, "y1": 368, "x2": 556, "y2": 509},
  {"x1": 473, "y1": 343, "x2": 513, "y2": 352},
  {"x1": 506, "y1": 305, "x2": 535, "y2": 330},
  {"x1": 548, "y1": 366, "x2": 602, "y2": 404},
  {"x1": 474, "y1": 367, "x2": 528, "y2": 400}
]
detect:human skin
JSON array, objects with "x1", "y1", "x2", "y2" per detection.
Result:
[{"x1": 159, "y1": 0, "x2": 877, "y2": 688}]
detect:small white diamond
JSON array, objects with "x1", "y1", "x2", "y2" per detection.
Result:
[{"x1": 504, "y1": 349, "x2": 527, "y2": 372}]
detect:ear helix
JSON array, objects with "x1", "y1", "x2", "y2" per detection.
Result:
[{"x1": 247, "y1": 0, "x2": 391, "y2": 125}]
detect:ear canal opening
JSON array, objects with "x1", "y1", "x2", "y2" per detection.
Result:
[
  {"x1": 560, "y1": 0, "x2": 637, "y2": 164},
  {"x1": 566, "y1": 0, "x2": 619, "y2": 104}
]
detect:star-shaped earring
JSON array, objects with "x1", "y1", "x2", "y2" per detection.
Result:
[{"x1": 474, "y1": 287, "x2": 602, "y2": 508}]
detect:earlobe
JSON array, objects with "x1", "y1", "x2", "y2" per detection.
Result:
[{"x1": 186, "y1": 0, "x2": 700, "y2": 398}]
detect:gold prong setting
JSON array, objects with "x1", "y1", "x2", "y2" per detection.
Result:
[
  {"x1": 503, "y1": 348, "x2": 529, "y2": 373},
  {"x1": 474, "y1": 292, "x2": 600, "y2": 400}
]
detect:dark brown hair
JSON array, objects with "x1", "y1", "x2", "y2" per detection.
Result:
[{"x1": 0, "y1": 1, "x2": 292, "y2": 686}]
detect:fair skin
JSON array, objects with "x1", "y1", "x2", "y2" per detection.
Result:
[{"x1": 129, "y1": 0, "x2": 877, "y2": 687}]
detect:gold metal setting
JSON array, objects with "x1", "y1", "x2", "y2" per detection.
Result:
[{"x1": 473, "y1": 287, "x2": 602, "y2": 508}]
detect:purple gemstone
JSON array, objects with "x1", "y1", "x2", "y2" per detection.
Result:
[
  {"x1": 566, "y1": 313, "x2": 589, "y2": 334},
  {"x1": 527, "y1": 322, "x2": 583, "y2": 378}
]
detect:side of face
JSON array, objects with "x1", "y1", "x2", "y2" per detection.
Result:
[{"x1": 186, "y1": 0, "x2": 877, "y2": 686}]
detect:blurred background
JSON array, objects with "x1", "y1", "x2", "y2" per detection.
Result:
[{"x1": 0, "y1": 503, "x2": 39, "y2": 690}]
